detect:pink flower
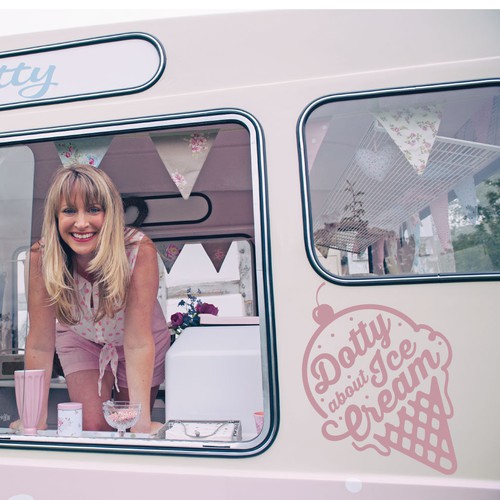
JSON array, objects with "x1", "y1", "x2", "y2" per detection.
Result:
[
  {"x1": 165, "y1": 244, "x2": 180, "y2": 261},
  {"x1": 169, "y1": 312, "x2": 184, "y2": 328},
  {"x1": 195, "y1": 303, "x2": 219, "y2": 316}
]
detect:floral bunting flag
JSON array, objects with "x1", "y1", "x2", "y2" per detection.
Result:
[
  {"x1": 355, "y1": 143, "x2": 399, "y2": 182},
  {"x1": 470, "y1": 99, "x2": 493, "y2": 144},
  {"x1": 315, "y1": 244, "x2": 330, "y2": 259},
  {"x1": 151, "y1": 130, "x2": 219, "y2": 200},
  {"x1": 201, "y1": 240, "x2": 232, "y2": 273},
  {"x1": 430, "y1": 193, "x2": 452, "y2": 252},
  {"x1": 305, "y1": 117, "x2": 330, "y2": 171},
  {"x1": 406, "y1": 214, "x2": 422, "y2": 273},
  {"x1": 374, "y1": 104, "x2": 442, "y2": 175},
  {"x1": 156, "y1": 241, "x2": 185, "y2": 273},
  {"x1": 371, "y1": 237, "x2": 385, "y2": 275},
  {"x1": 55, "y1": 136, "x2": 113, "y2": 168}
]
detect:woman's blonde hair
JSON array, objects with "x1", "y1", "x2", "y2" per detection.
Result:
[{"x1": 41, "y1": 164, "x2": 131, "y2": 324}]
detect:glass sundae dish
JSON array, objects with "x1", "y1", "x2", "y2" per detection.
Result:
[{"x1": 102, "y1": 400, "x2": 141, "y2": 437}]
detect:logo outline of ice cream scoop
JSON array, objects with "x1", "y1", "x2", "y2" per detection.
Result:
[{"x1": 303, "y1": 283, "x2": 456, "y2": 474}]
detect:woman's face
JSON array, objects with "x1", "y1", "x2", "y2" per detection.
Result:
[{"x1": 58, "y1": 188, "x2": 105, "y2": 265}]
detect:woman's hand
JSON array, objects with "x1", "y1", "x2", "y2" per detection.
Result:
[
  {"x1": 9, "y1": 419, "x2": 23, "y2": 432},
  {"x1": 149, "y1": 421, "x2": 165, "y2": 435},
  {"x1": 9, "y1": 419, "x2": 48, "y2": 432},
  {"x1": 130, "y1": 420, "x2": 163, "y2": 435}
]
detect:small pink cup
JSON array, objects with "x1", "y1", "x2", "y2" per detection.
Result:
[{"x1": 254, "y1": 411, "x2": 264, "y2": 434}]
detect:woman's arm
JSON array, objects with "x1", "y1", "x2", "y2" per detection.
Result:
[
  {"x1": 24, "y1": 245, "x2": 56, "y2": 429},
  {"x1": 123, "y1": 237, "x2": 158, "y2": 433}
]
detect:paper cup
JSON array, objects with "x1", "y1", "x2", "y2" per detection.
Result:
[{"x1": 254, "y1": 411, "x2": 264, "y2": 434}]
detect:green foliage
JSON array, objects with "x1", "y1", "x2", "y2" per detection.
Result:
[{"x1": 453, "y1": 178, "x2": 500, "y2": 269}]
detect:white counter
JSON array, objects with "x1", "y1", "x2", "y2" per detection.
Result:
[{"x1": 164, "y1": 324, "x2": 263, "y2": 438}]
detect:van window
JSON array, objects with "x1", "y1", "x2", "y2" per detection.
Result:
[
  {"x1": 0, "y1": 114, "x2": 274, "y2": 454},
  {"x1": 301, "y1": 84, "x2": 500, "y2": 282}
]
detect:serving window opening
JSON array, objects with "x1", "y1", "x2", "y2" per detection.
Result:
[{"x1": 0, "y1": 115, "x2": 274, "y2": 454}]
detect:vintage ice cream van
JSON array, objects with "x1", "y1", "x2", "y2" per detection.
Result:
[{"x1": 0, "y1": 9, "x2": 499, "y2": 500}]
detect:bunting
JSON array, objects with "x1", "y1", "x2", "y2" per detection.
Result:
[
  {"x1": 406, "y1": 214, "x2": 422, "y2": 273},
  {"x1": 315, "y1": 245, "x2": 330, "y2": 259},
  {"x1": 55, "y1": 136, "x2": 113, "y2": 168},
  {"x1": 356, "y1": 143, "x2": 399, "y2": 182},
  {"x1": 201, "y1": 240, "x2": 233, "y2": 273},
  {"x1": 151, "y1": 130, "x2": 219, "y2": 199},
  {"x1": 374, "y1": 104, "x2": 442, "y2": 175},
  {"x1": 430, "y1": 193, "x2": 452, "y2": 252},
  {"x1": 371, "y1": 237, "x2": 385, "y2": 275},
  {"x1": 470, "y1": 99, "x2": 493, "y2": 144},
  {"x1": 156, "y1": 241, "x2": 185, "y2": 273}
]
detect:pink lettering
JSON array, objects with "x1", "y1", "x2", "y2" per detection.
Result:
[
  {"x1": 408, "y1": 348, "x2": 440, "y2": 382},
  {"x1": 310, "y1": 353, "x2": 341, "y2": 394},
  {"x1": 328, "y1": 369, "x2": 369, "y2": 413},
  {"x1": 323, "y1": 404, "x2": 370, "y2": 442},
  {"x1": 361, "y1": 348, "x2": 442, "y2": 430},
  {"x1": 338, "y1": 345, "x2": 356, "y2": 368},
  {"x1": 387, "y1": 339, "x2": 416, "y2": 371},
  {"x1": 348, "y1": 313, "x2": 392, "y2": 356},
  {"x1": 370, "y1": 349, "x2": 388, "y2": 387}
]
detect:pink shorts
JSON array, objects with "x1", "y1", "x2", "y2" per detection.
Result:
[{"x1": 55, "y1": 327, "x2": 170, "y2": 389}]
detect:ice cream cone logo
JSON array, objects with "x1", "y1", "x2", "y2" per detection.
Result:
[{"x1": 303, "y1": 283, "x2": 456, "y2": 474}]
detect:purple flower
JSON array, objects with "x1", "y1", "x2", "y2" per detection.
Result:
[
  {"x1": 195, "y1": 303, "x2": 219, "y2": 316},
  {"x1": 170, "y1": 312, "x2": 184, "y2": 328}
]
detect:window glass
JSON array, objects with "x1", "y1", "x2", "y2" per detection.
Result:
[
  {"x1": 0, "y1": 147, "x2": 33, "y2": 361},
  {"x1": 303, "y1": 85, "x2": 500, "y2": 281},
  {"x1": 0, "y1": 117, "x2": 271, "y2": 453}
]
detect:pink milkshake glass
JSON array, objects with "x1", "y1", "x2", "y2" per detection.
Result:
[{"x1": 14, "y1": 369, "x2": 45, "y2": 436}]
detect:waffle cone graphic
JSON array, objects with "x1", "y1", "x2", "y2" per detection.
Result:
[{"x1": 376, "y1": 376, "x2": 457, "y2": 474}]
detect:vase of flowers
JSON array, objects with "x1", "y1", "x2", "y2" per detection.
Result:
[{"x1": 168, "y1": 288, "x2": 219, "y2": 343}]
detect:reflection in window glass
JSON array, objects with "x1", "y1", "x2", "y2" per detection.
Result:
[
  {"x1": 0, "y1": 147, "x2": 33, "y2": 359},
  {"x1": 304, "y1": 85, "x2": 500, "y2": 280}
]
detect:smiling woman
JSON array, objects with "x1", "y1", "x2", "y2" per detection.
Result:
[
  {"x1": 57, "y1": 192, "x2": 105, "y2": 261},
  {"x1": 16, "y1": 164, "x2": 171, "y2": 433}
]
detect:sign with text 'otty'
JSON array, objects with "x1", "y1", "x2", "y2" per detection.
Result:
[{"x1": 0, "y1": 33, "x2": 165, "y2": 110}]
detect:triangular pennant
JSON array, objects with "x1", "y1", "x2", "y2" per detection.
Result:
[
  {"x1": 430, "y1": 193, "x2": 452, "y2": 252},
  {"x1": 156, "y1": 241, "x2": 185, "y2": 273},
  {"x1": 406, "y1": 215, "x2": 422, "y2": 273},
  {"x1": 470, "y1": 99, "x2": 493, "y2": 144},
  {"x1": 201, "y1": 240, "x2": 232, "y2": 273},
  {"x1": 374, "y1": 104, "x2": 442, "y2": 175},
  {"x1": 453, "y1": 175, "x2": 478, "y2": 223},
  {"x1": 151, "y1": 129, "x2": 219, "y2": 200},
  {"x1": 356, "y1": 144, "x2": 399, "y2": 182},
  {"x1": 305, "y1": 117, "x2": 330, "y2": 172},
  {"x1": 55, "y1": 136, "x2": 113, "y2": 168},
  {"x1": 371, "y1": 237, "x2": 385, "y2": 275},
  {"x1": 315, "y1": 244, "x2": 330, "y2": 259}
]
